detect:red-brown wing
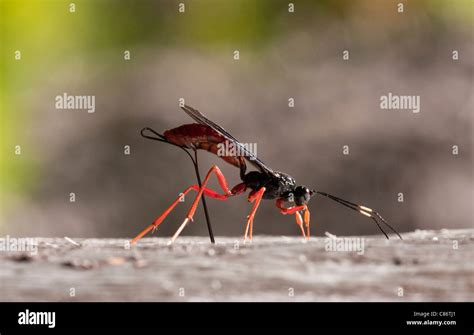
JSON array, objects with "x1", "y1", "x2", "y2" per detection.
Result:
[{"x1": 180, "y1": 105, "x2": 275, "y2": 175}]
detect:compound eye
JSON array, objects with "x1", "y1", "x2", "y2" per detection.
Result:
[
  {"x1": 293, "y1": 186, "x2": 310, "y2": 205},
  {"x1": 303, "y1": 189, "x2": 311, "y2": 202}
]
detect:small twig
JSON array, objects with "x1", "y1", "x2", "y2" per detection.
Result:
[
  {"x1": 325, "y1": 232, "x2": 337, "y2": 239},
  {"x1": 64, "y1": 236, "x2": 81, "y2": 247}
]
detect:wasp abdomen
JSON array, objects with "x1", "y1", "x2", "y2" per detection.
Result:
[
  {"x1": 164, "y1": 124, "x2": 224, "y2": 149},
  {"x1": 164, "y1": 124, "x2": 245, "y2": 169}
]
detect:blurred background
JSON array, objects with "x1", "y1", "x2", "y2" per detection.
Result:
[{"x1": 1, "y1": 0, "x2": 472, "y2": 239}]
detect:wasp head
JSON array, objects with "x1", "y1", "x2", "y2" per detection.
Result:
[{"x1": 293, "y1": 186, "x2": 316, "y2": 206}]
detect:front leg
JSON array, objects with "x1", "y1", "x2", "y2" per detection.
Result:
[
  {"x1": 276, "y1": 198, "x2": 306, "y2": 215},
  {"x1": 276, "y1": 198, "x2": 311, "y2": 239}
]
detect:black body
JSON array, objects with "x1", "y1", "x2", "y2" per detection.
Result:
[{"x1": 242, "y1": 171, "x2": 295, "y2": 199}]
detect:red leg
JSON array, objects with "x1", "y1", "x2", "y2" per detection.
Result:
[
  {"x1": 231, "y1": 182, "x2": 247, "y2": 195},
  {"x1": 244, "y1": 187, "x2": 266, "y2": 242},
  {"x1": 276, "y1": 198, "x2": 306, "y2": 215},
  {"x1": 131, "y1": 183, "x2": 232, "y2": 245},
  {"x1": 168, "y1": 165, "x2": 243, "y2": 245},
  {"x1": 295, "y1": 211, "x2": 307, "y2": 238},
  {"x1": 276, "y1": 198, "x2": 310, "y2": 239},
  {"x1": 304, "y1": 209, "x2": 311, "y2": 239}
]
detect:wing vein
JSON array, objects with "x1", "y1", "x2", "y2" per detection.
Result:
[{"x1": 181, "y1": 105, "x2": 274, "y2": 174}]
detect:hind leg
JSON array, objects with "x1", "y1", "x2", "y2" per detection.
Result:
[
  {"x1": 168, "y1": 165, "x2": 246, "y2": 245},
  {"x1": 131, "y1": 185, "x2": 230, "y2": 244}
]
